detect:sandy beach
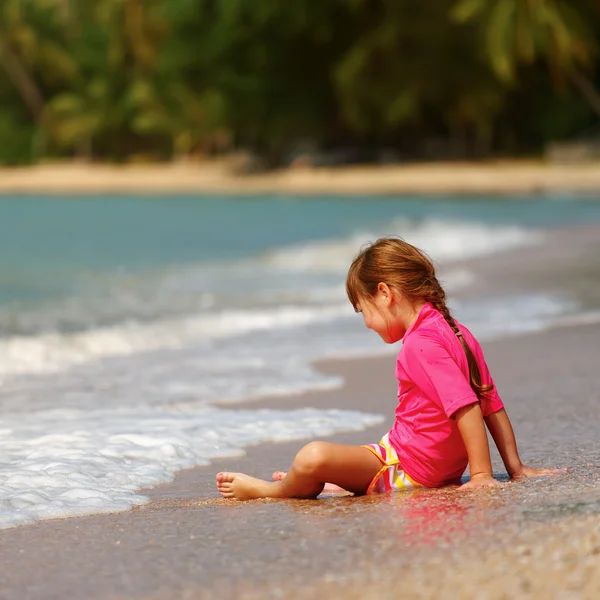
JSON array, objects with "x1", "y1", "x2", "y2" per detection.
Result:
[
  {"x1": 1, "y1": 220, "x2": 600, "y2": 599},
  {"x1": 1, "y1": 160, "x2": 600, "y2": 196}
]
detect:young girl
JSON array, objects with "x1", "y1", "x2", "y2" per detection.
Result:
[{"x1": 216, "y1": 237, "x2": 559, "y2": 500}]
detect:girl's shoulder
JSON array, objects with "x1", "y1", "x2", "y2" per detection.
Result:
[
  {"x1": 400, "y1": 326, "x2": 446, "y2": 357},
  {"x1": 404, "y1": 315, "x2": 454, "y2": 346},
  {"x1": 401, "y1": 319, "x2": 484, "y2": 360}
]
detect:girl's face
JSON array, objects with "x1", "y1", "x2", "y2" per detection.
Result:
[{"x1": 357, "y1": 286, "x2": 406, "y2": 344}]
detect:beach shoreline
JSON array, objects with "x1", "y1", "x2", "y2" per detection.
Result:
[
  {"x1": 2, "y1": 159, "x2": 600, "y2": 196},
  {"x1": 2, "y1": 322, "x2": 600, "y2": 600}
]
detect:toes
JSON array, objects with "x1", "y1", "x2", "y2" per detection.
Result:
[
  {"x1": 216, "y1": 472, "x2": 236, "y2": 496},
  {"x1": 217, "y1": 472, "x2": 244, "y2": 499},
  {"x1": 272, "y1": 471, "x2": 287, "y2": 481},
  {"x1": 216, "y1": 472, "x2": 235, "y2": 484},
  {"x1": 217, "y1": 476, "x2": 235, "y2": 498}
]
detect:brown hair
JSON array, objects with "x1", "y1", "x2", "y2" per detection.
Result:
[{"x1": 346, "y1": 236, "x2": 492, "y2": 401}]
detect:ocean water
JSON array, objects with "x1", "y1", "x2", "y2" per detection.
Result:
[{"x1": 1, "y1": 193, "x2": 600, "y2": 529}]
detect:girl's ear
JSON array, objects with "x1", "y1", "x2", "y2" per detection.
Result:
[
  {"x1": 377, "y1": 282, "x2": 402, "y2": 306},
  {"x1": 377, "y1": 282, "x2": 393, "y2": 305}
]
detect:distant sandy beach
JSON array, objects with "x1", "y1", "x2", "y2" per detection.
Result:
[{"x1": 2, "y1": 159, "x2": 600, "y2": 195}]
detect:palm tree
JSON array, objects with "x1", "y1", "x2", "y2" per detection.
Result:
[
  {"x1": 47, "y1": 0, "x2": 172, "y2": 160},
  {"x1": 0, "y1": 0, "x2": 81, "y2": 159},
  {"x1": 0, "y1": 0, "x2": 46, "y2": 124},
  {"x1": 452, "y1": 0, "x2": 600, "y2": 117}
]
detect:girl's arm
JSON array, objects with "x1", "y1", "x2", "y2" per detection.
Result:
[
  {"x1": 455, "y1": 403, "x2": 500, "y2": 488},
  {"x1": 484, "y1": 408, "x2": 522, "y2": 478},
  {"x1": 485, "y1": 408, "x2": 565, "y2": 479}
]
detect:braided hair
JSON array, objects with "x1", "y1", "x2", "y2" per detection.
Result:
[{"x1": 346, "y1": 236, "x2": 492, "y2": 401}]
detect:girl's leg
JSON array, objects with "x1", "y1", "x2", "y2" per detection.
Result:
[
  {"x1": 272, "y1": 471, "x2": 347, "y2": 494},
  {"x1": 216, "y1": 441, "x2": 383, "y2": 500}
]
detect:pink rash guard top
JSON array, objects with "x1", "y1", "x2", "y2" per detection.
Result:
[{"x1": 388, "y1": 302, "x2": 504, "y2": 488}]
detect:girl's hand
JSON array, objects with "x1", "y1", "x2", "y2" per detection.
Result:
[
  {"x1": 510, "y1": 464, "x2": 567, "y2": 481},
  {"x1": 461, "y1": 474, "x2": 500, "y2": 489},
  {"x1": 460, "y1": 473, "x2": 501, "y2": 490}
]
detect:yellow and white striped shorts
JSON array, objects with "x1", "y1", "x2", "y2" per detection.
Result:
[{"x1": 362, "y1": 433, "x2": 422, "y2": 495}]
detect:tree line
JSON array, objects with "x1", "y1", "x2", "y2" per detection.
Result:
[{"x1": 1, "y1": 0, "x2": 599, "y2": 165}]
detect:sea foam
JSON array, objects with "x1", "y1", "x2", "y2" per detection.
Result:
[
  {"x1": 262, "y1": 218, "x2": 540, "y2": 273},
  {"x1": 0, "y1": 405, "x2": 384, "y2": 529}
]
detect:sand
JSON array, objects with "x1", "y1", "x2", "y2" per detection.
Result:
[
  {"x1": 1, "y1": 159, "x2": 600, "y2": 196},
  {"x1": 1, "y1": 223, "x2": 600, "y2": 599}
]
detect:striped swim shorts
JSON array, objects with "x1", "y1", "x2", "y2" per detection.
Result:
[{"x1": 361, "y1": 433, "x2": 422, "y2": 494}]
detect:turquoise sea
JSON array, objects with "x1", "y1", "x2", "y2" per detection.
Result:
[{"x1": 1, "y1": 192, "x2": 600, "y2": 529}]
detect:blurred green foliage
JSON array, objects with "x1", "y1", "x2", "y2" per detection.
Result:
[{"x1": 0, "y1": 0, "x2": 599, "y2": 164}]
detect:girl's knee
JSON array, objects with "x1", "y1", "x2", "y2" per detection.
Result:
[{"x1": 293, "y1": 441, "x2": 330, "y2": 477}]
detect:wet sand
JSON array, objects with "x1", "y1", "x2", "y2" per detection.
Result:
[
  {"x1": 2, "y1": 160, "x2": 600, "y2": 195},
  {"x1": 2, "y1": 225, "x2": 600, "y2": 599}
]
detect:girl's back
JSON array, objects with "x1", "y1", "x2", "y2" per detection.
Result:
[{"x1": 390, "y1": 302, "x2": 504, "y2": 487}]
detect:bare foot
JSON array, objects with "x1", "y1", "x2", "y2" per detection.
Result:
[
  {"x1": 272, "y1": 471, "x2": 349, "y2": 494},
  {"x1": 216, "y1": 472, "x2": 277, "y2": 500}
]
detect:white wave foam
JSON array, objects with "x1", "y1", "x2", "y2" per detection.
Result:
[
  {"x1": 0, "y1": 304, "x2": 350, "y2": 382},
  {"x1": 453, "y1": 294, "x2": 579, "y2": 340},
  {"x1": 402, "y1": 219, "x2": 540, "y2": 263},
  {"x1": 0, "y1": 405, "x2": 384, "y2": 529},
  {"x1": 547, "y1": 308, "x2": 600, "y2": 330},
  {"x1": 263, "y1": 218, "x2": 541, "y2": 273}
]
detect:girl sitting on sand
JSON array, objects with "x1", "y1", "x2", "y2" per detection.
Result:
[{"x1": 217, "y1": 237, "x2": 559, "y2": 500}]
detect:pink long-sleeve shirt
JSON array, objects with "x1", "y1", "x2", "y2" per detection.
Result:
[{"x1": 388, "y1": 302, "x2": 504, "y2": 487}]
